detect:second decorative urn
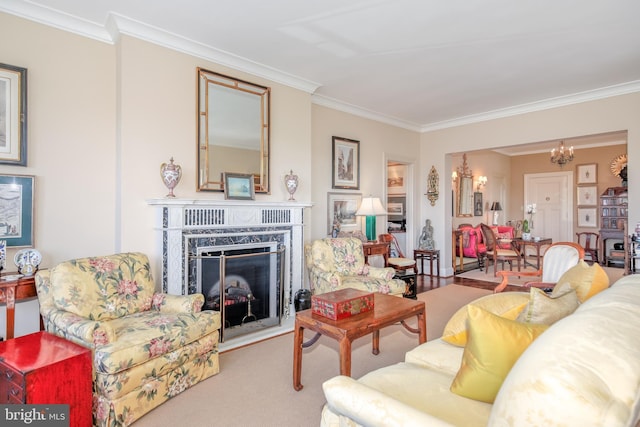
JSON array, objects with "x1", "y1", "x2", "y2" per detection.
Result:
[
  {"x1": 284, "y1": 169, "x2": 299, "y2": 200},
  {"x1": 160, "y1": 157, "x2": 182, "y2": 198}
]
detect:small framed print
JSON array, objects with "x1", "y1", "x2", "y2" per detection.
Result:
[
  {"x1": 577, "y1": 186, "x2": 597, "y2": 206},
  {"x1": 0, "y1": 174, "x2": 34, "y2": 247},
  {"x1": 223, "y1": 172, "x2": 255, "y2": 200},
  {"x1": 387, "y1": 202, "x2": 403, "y2": 216},
  {"x1": 327, "y1": 192, "x2": 361, "y2": 234},
  {"x1": 577, "y1": 207, "x2": 597, "y2": 228},
  {"x1": 0, "y1": 63, "x2": 28, "y2": 166},
  {"x1": 473, "y1": 192, "x2": 483, "y2": 216},
  {"x1": 576, "y1": 164, "x2": 597, "y2": 184},
  {"x1": 332, "y1": 136, "x2": 360, "y2": 190}
]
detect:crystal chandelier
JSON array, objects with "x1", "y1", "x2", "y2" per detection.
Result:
[{"x1": 550, "y1": 141, "x2": 574, "y2": 167}]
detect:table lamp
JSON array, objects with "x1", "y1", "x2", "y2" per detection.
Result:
[
  {"x1": 490, "y1": 201, "x2": 502, "y2": 225},
  {"x1": 356, "y1": 197, "x2": 387, "y2": 241}
]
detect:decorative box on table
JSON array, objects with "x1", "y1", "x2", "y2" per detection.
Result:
[{"x1": 311, "y1": 288, "x2": 374, "y2": 320}]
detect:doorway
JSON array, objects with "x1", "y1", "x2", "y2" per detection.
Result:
[
  {"x1": 524, "y1": 171, "x2": 574, "y2": 242},
  {"x1": 386, "y1": 159, "x2": 414, "y2": 257}
]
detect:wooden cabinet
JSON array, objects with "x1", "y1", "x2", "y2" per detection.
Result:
[
  {"x1": 599, "y1": 187, "x2": 628, "y2": 266},
  {"x1": 0, "y1": 332, "x2": 92, "y2": 427}
]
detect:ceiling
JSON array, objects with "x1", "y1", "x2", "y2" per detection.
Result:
[{"x1": 3, "y1": 0, "x2": 640, "y2": 131}]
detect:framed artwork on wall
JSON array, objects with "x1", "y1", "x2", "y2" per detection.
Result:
[
  {"x1": 473, "y1": 192, "x2": 483, "y2": 216},
  {"x1": 387, "y1": 165, "x2": 406, "y2": 194},
  {"x1": 224, "y1": 172, "x2": 255, "y2": 200},
  {"x1": 332, "y1": 136, "x2": 360, "y2": 190},
  {"x1": 577, "y1": 185, "x2": 597, "y2": 206},
  {"x1": 576, "y1": 163, "x2": 597, "y2": 184},
  {"x1": 0, "y1": 63, "x2": 28, "y2": 166},
  {"x1": 577, "y1": 207, "x2": 598, "y2": 228},
  {"x1": 327, "y1": 192, "x2": 362, "y2": 234},
  {"x1": 0, "y1": 174, "x2": 34, "y2": 247}
]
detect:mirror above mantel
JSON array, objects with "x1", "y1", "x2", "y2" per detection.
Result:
[{"x1": 197, "y1": 68, "x2": 270, "y2": 193}]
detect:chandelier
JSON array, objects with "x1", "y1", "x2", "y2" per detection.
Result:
[{"x1": 550, "y1": 141, "x2": 574, "y2": 167}]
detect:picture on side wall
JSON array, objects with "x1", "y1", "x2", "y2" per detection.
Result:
[
  {"x1": 0, "y1": 174, "x2": 34, "y2": 247},
  {"x1": 577, "y1": 207, "x2": 598, "y2": 228},
  {"x1": 473, "y1": 192, "x2": 483, "y2": 216},
  {"x1": 576, "y1": 163, "x2": 597, "y2": 184},
  {"x1": 0, "y1": 63, "x2": 28, "y2": 166},
  {"x1": 332, "y1": 136, "x2": 360, "y2": 190},
  {"x1": 327, "y1": 192, "x2": 362, "y2": 234}
]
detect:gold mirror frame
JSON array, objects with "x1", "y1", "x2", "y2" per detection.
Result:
[
  {"x1": 455, "y1": 154, "x2": 474, "y2": 217},
  {"x1": 197, "y1": 68, "x2": 270, "y2": 193}
]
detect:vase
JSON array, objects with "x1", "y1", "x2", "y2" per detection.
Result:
[
  {"x1": 160, "y1": 157, "x2": 182, "y2": 198},
  {"x1": 284, "y1": 169, "x2": 299, "y2": 201},
  {"x1": 522, "y1": 232, "x2": 532, "y2": 241}
]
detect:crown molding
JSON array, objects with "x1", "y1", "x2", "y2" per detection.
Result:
[
  {"x1": 311, "y1": 94, "x2": 422, "y2": 132},
  {"x1": 0, "y1": 3, "x2": 321, "y2": 94},
  {"x1": 0, "y1": 0, "x2": 112, "y2": 42},
  {"x1": 420, "y1": 80, "x2": 640, "y2": 133}
]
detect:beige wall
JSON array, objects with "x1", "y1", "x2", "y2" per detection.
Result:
[
  {"x1": 310, "y1": 105, "x2": 420, "y2": 245},
  {"x1": 421, "y1": 93, "x2": 639, "y2": 275}
]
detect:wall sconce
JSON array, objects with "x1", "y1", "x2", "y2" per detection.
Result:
[
  {"x1": 355, "y1": 196, "x2": 387, "y2": 241},
  {"x1": 476, "y1": 176, "x2": 487, "y2": 191},
  {"x1": 426, "y1": 165, "x2": 439, "y2": 206},
  {"x1": 451, "y1": 171, "x2": 458, "y2": 182}
]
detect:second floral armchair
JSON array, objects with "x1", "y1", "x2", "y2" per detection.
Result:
[{"x1": 305, "y1": 237, "x2": 406, "y2": 296}]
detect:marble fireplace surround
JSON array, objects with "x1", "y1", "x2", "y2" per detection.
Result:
[{"x1": 148, "y1": 199, "x2": 311, "y2": 351}]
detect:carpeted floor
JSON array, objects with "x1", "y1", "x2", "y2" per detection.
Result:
[{"x1": 132, "y1": 284, "x2": 491, "y2": 427}]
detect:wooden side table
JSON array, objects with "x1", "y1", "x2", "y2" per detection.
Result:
[
  {"x1": 362, "y1": 241, "x2": 390, "y2": 265},
  {"x1": 0, "y1": 273, "x2": 42, "y2": 340},
  {"x1": 0, "y1": 331, "x2": 92, "y2": 427},
  {"x1": 414, "y1": 249, "x2": 440, "y2": 277}
]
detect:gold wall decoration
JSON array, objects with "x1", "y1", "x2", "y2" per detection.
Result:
[{"x1": 426, "y1": 165, "x2": 439, "y2": 206}]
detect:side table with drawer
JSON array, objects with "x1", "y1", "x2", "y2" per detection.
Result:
[{"x1": 0, "y1": 331, "x2": 92, "y2": 427}]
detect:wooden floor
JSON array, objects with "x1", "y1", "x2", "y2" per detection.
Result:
[{"x1": 415, "y1": 273, "x2": 523, "y2": 293}]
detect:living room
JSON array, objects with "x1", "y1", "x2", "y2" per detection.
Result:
[{"x1": 0, "y1": 2, "x2": 639, "y2": 425}]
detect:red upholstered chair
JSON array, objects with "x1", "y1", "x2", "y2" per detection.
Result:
[{"x1": 456, "y1": 224, "x2": 487, "y2": 268}]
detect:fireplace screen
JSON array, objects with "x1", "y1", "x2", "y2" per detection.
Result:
[{"x1": 198, "y1": 244, "x2": 285, "y2": 341}]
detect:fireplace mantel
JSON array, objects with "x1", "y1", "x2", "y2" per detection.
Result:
[{"x1": 147, "y1": 198, "x2": 311, "y2": 350}]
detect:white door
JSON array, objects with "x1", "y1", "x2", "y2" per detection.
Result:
[{"x1": 524, "y1": 172, "x2": 573, "y2": 242}]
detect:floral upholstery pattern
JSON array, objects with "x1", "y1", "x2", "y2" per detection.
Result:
[
  {"x1": 35, "y1": 252, "x2": 221, "y2": 427},
  {"x1": 304, "y1": 237, "x2": 405, "y2": 296}
]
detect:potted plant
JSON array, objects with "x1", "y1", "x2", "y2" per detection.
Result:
[{"x1": 522, "y1": 219, "x2": 531, "y2": 240}]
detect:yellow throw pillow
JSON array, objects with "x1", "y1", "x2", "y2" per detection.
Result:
[
  {"x1": 441, "y1": 292, "x2": 529, "y2": 346},
  {"x1": 552, "y1": 260, "x2": 610, "y2": 302},
  {"x1": 450, "y1": 305, "x2": 549, "y2": 403},
  {"x1": 516, "y1": 285, "x2": 579, "y2": 324}
]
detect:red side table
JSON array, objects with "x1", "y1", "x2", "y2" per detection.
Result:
[{"x1": 0, "y1": 331, "x2": 92, "y2": 427}]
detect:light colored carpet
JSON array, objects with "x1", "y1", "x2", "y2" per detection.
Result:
[
  {"x1": 132, "y1": 284, "x2": 491, "y2": 427},
  {"x1": 458, "y1": 262, "x2": 625, "y2": 286}
]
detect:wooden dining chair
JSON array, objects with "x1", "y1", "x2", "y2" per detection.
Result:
[
  {"x1": 576, "y1": 232, "x2": 599, "y2": 264},
  {"x1": 479, "y1": 223, "x2": 522, "y2": 277},
  {"x1": 378, "y1": 233, "x2": 417, "y2": 274}
]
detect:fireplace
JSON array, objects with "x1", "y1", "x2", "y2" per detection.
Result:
[
  {"x1": 148, "y1": 199, "x2": 310, "y2": 350},
  {"x1": 196, "y1": 242, "x2": 285, "y2": 341}
]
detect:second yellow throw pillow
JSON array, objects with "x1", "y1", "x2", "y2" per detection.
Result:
[{"x1": 450, "y1": 305, "x2": 548, "y2": 403}]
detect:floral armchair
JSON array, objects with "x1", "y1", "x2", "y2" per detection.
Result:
[
  {"x1": 305, "y1": 237, "x2": 406, "y2": 296},
  {"x1": 35, "y1": 252, "x2": 221, "y2": 427}
]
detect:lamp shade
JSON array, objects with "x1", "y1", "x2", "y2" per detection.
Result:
[
  {"x1": 356, "y1": 197, "x2": 387, "y2": 216},
  {"x1": 356, "y1": 197, "x2": 387, "y2": 241},
  {"x1": 490, "y1": 202, "x2": 502, "y2": 211}
]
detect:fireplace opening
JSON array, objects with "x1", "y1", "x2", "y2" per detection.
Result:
[{"x1": 197, "y1": 244, "x2": 285, "y2": 341}]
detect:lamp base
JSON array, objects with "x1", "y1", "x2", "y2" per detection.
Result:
[{"x1": 365, "y1": 216, "x2": 377, "y2": 241}]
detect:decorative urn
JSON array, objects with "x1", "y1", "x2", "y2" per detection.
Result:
[
  {"x1": 284, "y1": 169, "x2": 299, "y2": 201},
  {"x1": 160, "y1": 157, "x2": 182, "y2": 198}
]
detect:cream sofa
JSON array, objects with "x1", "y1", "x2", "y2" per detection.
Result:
[
  {"x1": 321, "y1": 275, "x2": 640, "y2": 427},
  {"x1": 36, "y1": 252, "x2": 221, "y2": 427}
]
